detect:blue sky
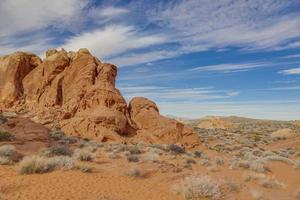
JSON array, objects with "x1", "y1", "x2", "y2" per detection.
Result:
[{"x1": 1, "y1": 0, "x2": 300, "y2": 120}]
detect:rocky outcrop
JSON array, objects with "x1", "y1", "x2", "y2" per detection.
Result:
[
  {"x1": 128, "y1": 97, "x2": 199, "y2": 147},
  {"x1": 0, "y1": 49, "x2": 199, "y2": 146},
  {"x1": 0, "y1": 52, "x2": 41, "y2": 107}
]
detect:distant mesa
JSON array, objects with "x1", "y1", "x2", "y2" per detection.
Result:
[{"x1": 0, "y1": 48, "x2": 199, "y2": 147}]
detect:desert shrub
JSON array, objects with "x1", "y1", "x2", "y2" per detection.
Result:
[
  {"x1": 199, "y1": 158, "x2": 211, "y2": 166},
  {"x1": 249, "y1": 162, "x2": 271, "y2": 173},
  {"x1": 19, "y1": 156, "x2": 75, "y2": 174},
  {"x1": 40, "y1": 146, "x2": 72, "y2": 157},
  {"x1": 175, "y1": 175, "x2": 221, "y2": 200},
  {"x1": 124, "y1": 167, "x2": 145, "y2": 178},
  {"x1": 242, "y1": 172, "x2": 266, "y2": 182},
  {"x1": 263, "y1": 155, "x2": 295, "y2": 166},
  {"x1": 213, "y1": 157, "x2": 225, "y2": 165},
  {"x1": 259, "y1": 177, "x2": 284, "y2": 189},
  {"x1": 49, "y1": 129, "x2": 65, "y2": 140},
  {"x1": 50, "y1": 129, "x2": 77, "y2": 144},
  {"x1": 193, "y1": 150, "x2": 203, "y2": 158},
  {"x1": 0, "y1": 115, "x2": 7, "y2": 124},
  {"x1": 142, "y1": 152, "x2": 160, "y2": 162},
  {"x1": 0, "y1": 145, "x2": 19, "y2": 165},
  {"x1": 250, "y1": 189, "x2": 263, "y2": 200},
  {"x1": 73, "y1": 148, "x2": 95, "y2": 161},
  {"x1": 107, "y1": 152, "x2": 120, "y2": 159},
  {"x1": 127, "y1": 154, "x2": 139, "y2": 162},
  {"x1": 169, "y1": 144, "x2": 185, "y2": 154},
  {"x1": 128, "y1": 145, "x2": 141, "y2": 155},
  {"x1": 0, "y1": 131, "x2": 14, "y2": 141},
  {"x1": 75, "y1": 163, "x2": 93, "y2": 173},
  {"x1": 224, "y1": 180, "x2": 240, "y2": 193}
]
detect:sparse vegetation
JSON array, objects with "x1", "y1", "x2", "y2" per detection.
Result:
[
  {"x1": 19, "y1": 156, "x2": 75, "y2": 174},
  {"x1": 39, "y1": 146, "x2": 72, "y2": 157},
  {"x1": 0, "y1": 145, "x2": 19, "y2": 165},
  {"x1": 259, "y1": 177, "x2": 284, "y2": 189},
  {"x1": 169, "y1": 144, "x2": 185, "y2": 154},
  {"x1": 75, "y1": 163, "x2": 93, "y2": 173},
  {"x1": 175, "y1": 175, "x2": 221, "y2": 200},
  {"x1": 0, "y1": 131, "x2": 15, "y2": 141},
  {"x1": 250, "y1": 189, "x2": 262, "y2": 200},
  {"x1": 127, "y1": 154, "x2": 139, "y2": 162},
  {"x1": 124, "y1": 167, "x2": 145, "y2": 178},
  {"x1": 73, "y1": 148, "x2": 95, "y2": 161}
]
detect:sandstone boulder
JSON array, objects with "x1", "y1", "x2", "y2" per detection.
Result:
[{"x1": 128, "y1": 97, "x2": 199, "y2": 147}]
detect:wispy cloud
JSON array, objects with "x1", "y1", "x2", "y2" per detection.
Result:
[
  {"x1": 62, "y1": 25, "x2": 167, "y2": 58},
  {"x1": 279, "y1": 68, "x2": 300, "y2": 75},
  {"x1": 188, "y1": 62, "x2": 269, "y2": 73},
  {"x1": 119, "y1": 85, "x2": 239, "y2": 102}
]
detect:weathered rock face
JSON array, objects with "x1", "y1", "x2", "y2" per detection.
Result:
[
  {"x1": 0, "y1": 52, "x2": 41, "y2": 107},
  {"x1": 128, "y1": 97, "x2": 199, "y2": 147},
  {"x1": 0, "y1": 49, "x2": 199, "y2": 146}
]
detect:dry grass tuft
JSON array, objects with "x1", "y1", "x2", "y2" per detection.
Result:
[
  {"x1": 73, "y1": 148, "x2": 95, "y2": 161},
  {"x1": 175, "y1": 175, "x2": 221, "y2": 200},
  {"x1": 19, "y1": 156, "x2": 75, "y2": 174},
  {"x1": 250, "y1": 189, "x2": 263, "y2": 200},
  {"x1": 0, "y1": 145, "x2": 19, "y2": 165},
  {"x1": 124, "y1": 167, "x2": 146, "y2": 178}
]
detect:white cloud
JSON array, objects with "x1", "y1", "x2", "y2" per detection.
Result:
[
  {"x1": 264, "y1": 86, "x2": 300, "y2": 91},
  {"x1": 188, "y1": 62, "x2": 269, "y2": 73},
  {"x1": 280, "y1": 68, "x2": 300, "y2": 75},
  {"x1": 148, "y1": 0, "x2": 300, "y2": 51},
  {"x1": 108, "y1": 50, "x2": 179, "y2": 67},
  {"x1": 0, "y1": 0, "x2": 89, "y2": 37},
  {"x1": 89, "y1": 6, "x2": 129, "y2": 18},
  {"x1": 62, "y1": 25, "x2": 167, "y2": 59}
]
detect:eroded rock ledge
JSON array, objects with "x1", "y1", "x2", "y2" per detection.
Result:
[{"x1": 0, "y1": 48, "x2": 199, "y2": 147}]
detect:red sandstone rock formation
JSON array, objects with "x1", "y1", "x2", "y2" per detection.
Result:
[{"x1": 0, "y1": 49, "x2": 199, "y2": 146}]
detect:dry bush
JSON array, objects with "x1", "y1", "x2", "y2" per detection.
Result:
[
  {"x1": 107, "y1": 152, "x2": 120, "y2": 159},
  {"x1": 73, "y1": 148, "x2": 95, "y2": 161},
  {"x1": 0, "y1": 145, "x2": 19, "y2": 165},
  {"x1": 39, "y1": 146, "x2": 72, "y2": 157},
  {"x1": 175, "y1": 175, "x2": 221, "y2": 200},
  {"x1": 75, "y1": 163, "x2": 93, "y2": 173},
  {"x1": 0, "y1": 131, "x2": 14, "y2": 141},
  {"x1": 127, "y1": 154, "x2": 139, "y2": 162},
  {"x1": 250, "y1": 189, "x2": 263, "y2": 200},
  {"x1": 213, "y1": 157, "x2": 225, "y2": 165},
  {"x1": 263, "y1": 155, "x2": 295, "y2": 166},
  {"x1": 124, "y1": 167, "x2": 145, "y2": 178},
  {"x1": 169, "y1": 144, "x2": 185, "y2": 154},
  {"x1": 259, "y1": 177, "x2": 284, "y2": 189},
  {"x1": 19, "y1": 156, "x2": 75, "y2": 174},
  {"x1": 142, "y1": 152, "x2": 160, "y2": 163},
  {"x1": 242, "y1": 172, "x2": 266, "y2": 182}
]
